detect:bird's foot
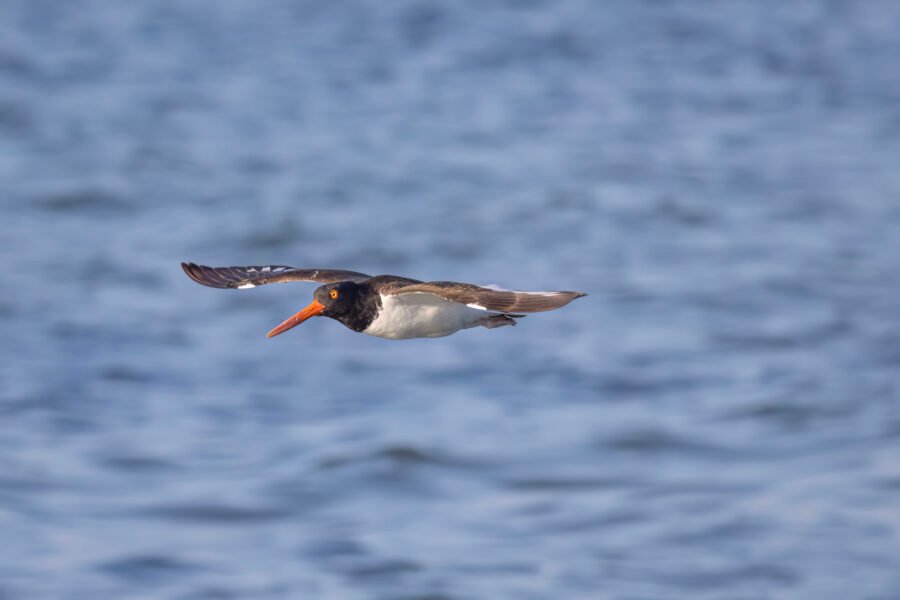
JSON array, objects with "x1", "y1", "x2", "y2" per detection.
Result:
[{"x1": 479, "y1": 314, "x2": 520, "y2": 329}]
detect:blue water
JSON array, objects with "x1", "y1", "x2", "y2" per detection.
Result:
[{"x1": 2, "y1": 1, "x2": 900, "y2": 598}]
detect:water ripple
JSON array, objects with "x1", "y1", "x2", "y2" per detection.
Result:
[{"x1": 2, "y1": 1, "x2": 899, "y2": 598}]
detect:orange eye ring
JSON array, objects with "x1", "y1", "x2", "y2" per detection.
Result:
[{"x1": 329, "y1": 289, "x2": 339, "y2": 299}]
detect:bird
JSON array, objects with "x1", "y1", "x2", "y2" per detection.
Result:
[{"x1": 181, "y1": 262, "x2": 586, "y2": 340}]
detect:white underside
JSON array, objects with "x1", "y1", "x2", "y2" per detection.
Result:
[{"x1": 364, "y1": 293, "x2": 497, "y2": 339}]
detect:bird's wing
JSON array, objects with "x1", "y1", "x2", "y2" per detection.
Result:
[
  {"x1": 387, "y1": 281, "x2": 586, "y2": 313},
  {"x1": 181, "y1": 262, "x2": 371, "y2": 289}
]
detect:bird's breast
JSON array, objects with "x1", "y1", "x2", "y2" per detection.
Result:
[{"x1": 363, "y1": 293, "x2": 488, "y2": 339}]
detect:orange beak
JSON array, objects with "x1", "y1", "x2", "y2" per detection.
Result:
[{"x1": 266, "y1": 300, "x2": 325, "y2": 338}]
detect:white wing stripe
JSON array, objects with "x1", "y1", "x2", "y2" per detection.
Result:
[{"x1": 482, "y1": 284, "x2": 565, "y2": 295}]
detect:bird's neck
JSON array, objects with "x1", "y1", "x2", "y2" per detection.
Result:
[{"x1": 334, "y1": 287, "x2": 381, "y2": 332}]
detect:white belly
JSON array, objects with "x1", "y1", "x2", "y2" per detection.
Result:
[{"x1": 364, "y1": 293, "x2": 490, "y2": 339}]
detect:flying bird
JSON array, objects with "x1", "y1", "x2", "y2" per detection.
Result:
[{"x1": 181, "y1": 262, "x2": 586, "y2": 340}]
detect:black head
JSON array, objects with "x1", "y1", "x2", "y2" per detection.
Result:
[
  {"x1": 267, "y1": 281, "x2": 367, "y2": 337},
  {"x1": 313, "y1": 281, "x2": 360, "y2": 318}
]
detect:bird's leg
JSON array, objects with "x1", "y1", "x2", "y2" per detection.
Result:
[{"x1": 478, "y1": 314, "x2": 519, "y2": 329}]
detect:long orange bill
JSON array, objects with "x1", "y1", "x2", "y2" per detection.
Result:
[{"x1": 266, "y1": 300, "x2": 325, "y2": 338}]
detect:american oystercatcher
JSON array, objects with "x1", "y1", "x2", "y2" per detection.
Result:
[{"x1": 182, "y1": 262, "x2": 586, "y2": 340}]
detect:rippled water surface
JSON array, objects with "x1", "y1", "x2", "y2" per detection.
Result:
[{"x1": 2, "y1": 1, "x2": 900, "y2": 598}]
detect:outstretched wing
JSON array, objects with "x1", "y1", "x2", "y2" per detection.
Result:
[
  {"x1": 389, "y1": 281, "x2": 586, "y2": 313},
  {"x1": 181, "y1": 262, "x2": 371, "y2": 289}
]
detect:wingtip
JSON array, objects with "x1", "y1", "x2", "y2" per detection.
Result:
[
  {"x1": 181, "y1": 261, "x2": 201, "y2": 284},
  {"x1": 181, "y1": 261, "x2": 225, "y2": 288}
]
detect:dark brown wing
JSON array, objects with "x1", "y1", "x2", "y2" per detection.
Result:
[
  {"x1": 389, "y1": 281, "x2": 586, "y2": 313},
  {"x1": 181, "y1": 262, "x2": 371, "y2": 289}
]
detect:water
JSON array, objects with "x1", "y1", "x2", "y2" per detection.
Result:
[{"x1": 1, "y1": 1, "x2": 900, "y2": 598}]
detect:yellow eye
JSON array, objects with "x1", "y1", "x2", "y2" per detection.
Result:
[{"x1": 329, "y1": 289, "x2": 339, "y2": 299}]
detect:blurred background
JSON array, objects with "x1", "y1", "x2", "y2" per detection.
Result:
[{"x1": 1, "y1": 1, "x2": 899, "y2": 598}]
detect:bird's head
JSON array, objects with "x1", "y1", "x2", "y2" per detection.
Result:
[{"x1": 267, "y1": 281, "x2": 360, "y2": 337}]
